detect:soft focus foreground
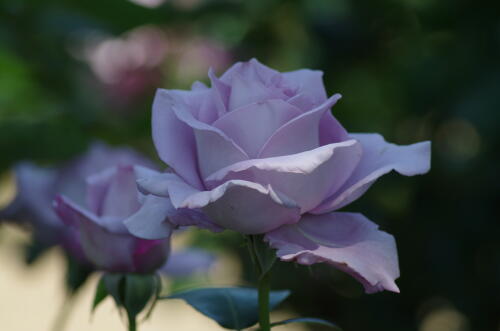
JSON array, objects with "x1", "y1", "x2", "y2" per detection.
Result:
[{"x1": 0, "y1": 224, "x2": 306, "y2": 331}]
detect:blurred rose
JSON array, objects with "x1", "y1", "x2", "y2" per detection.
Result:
[
  {"x1": 0, "y1": 142, "x2": 155, "y2": 263},
  {"x1": 84, "y1": 26, "x2": 168, "y2": 107},
  {"x1": 53, "y1": 165, "x2": 173, "y2": 273},
  {"x1": 130, "y1": 59, "x2": 431, "y2": 293}
]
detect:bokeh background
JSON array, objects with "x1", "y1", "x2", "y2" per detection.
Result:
[{"x1": 1, "y1": 0, "x2": 499, "y2": 330}]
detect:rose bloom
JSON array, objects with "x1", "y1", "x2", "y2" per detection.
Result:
[
  {"x1": 53, "y1": 164, "x2": 172, "y2": 273},
  {"x1": 0, "y1": 143, "x2": 155, "y2": 263},
  {"x1": 128, "y1": 59, "x2": 431, "y2": 292}
]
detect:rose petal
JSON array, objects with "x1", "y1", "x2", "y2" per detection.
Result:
[
  {"x1": 53, "y1": 196, "x2": 136, "y2": 272},
  {"x1": 136, "y1": 172, "x2": 223, "y2": 233},
  {"x1": 153, "y1": 89, "x2": 204, "y2": 189},
  {"x1": 312, "y1": 134, "x2": 431, "y2": 214},
  {"x1": 212, "y1": 99, "x2": 302, "y2": 158},
  {"x1": 205, "y1": 140, "x2": 362, "y2": 212},
  {"x1": 227, "y1": 74, "x2": 288, "y2": 111},
  {"x1": 124, "y1": 195, "x2": 174, "y2": 240},
  {"x1": 283, "y1": 69, "x2": 327, "y2": 107},
  {"x1": 133, "y1": 238, "x2": 170, "y2": 273},
  {"x1": 86, "y1": 166, "x2": 141, "y2": 222},
  {"x1": 265, "y1": 212, "x2": 400, "y2": 293},
  {"x1": 176, "y1": 180, "x2": 301, "y2": 234},
  {"x1": 164, "y1": 91, "x2": 249, "y2": 178},
  {"x1": 258, "y1": 94, "x2": 342, "y2": 158}
]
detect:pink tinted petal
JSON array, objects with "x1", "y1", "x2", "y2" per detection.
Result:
[
  {"x1": 124, "y1": 195, "x2": 174, "y2": 240},
  {"x1": 160, "y1": 249, "x2": 215, "y2": 277},
  {"x1": 53, "y1": 196, "x2": 136, "y2": 272},
  {"x1": 312, "y1": 134, "x2": 431, "y2": 214},
  {"x1": 213, "y1": 100, "x2": 302, "y2": 158},
  {"x1": 259, "y1": 94, "x2": 342, "y2": 158},
  {"x1": 265, "y1": 212, "x2": 400, "y2": 293},
  {"x1": 282, "y1": 69, "x2": 327, "y2": 106},
  {"x1": 206, "y1": 140, "x2": 362, "y2": 212},
  {"x1": 177, "y1": 180, "x2": 301, "y2": 234},
  {"x1": 133, "y1": 238, "x2": 170, "y2": 273},
  {"x1": 165, "y1": 91, "x2": 249, "y2": 178},
  {"x1": 153, "y1": 89, "x2": 204, "y2": 189}
]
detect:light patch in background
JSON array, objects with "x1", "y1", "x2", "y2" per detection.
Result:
[
  {"x1": 0, "y1": 224, "x2": 305, "y2": 330},
  {"x1": 0, "y1": 171, "x2": 15, "y2": 210},
  {"x1": 418, "y1": 298, "x2": 470, "y2": 331},
  {"x1": 435, "y1": 118, "x2": 481, "y2": 161}
]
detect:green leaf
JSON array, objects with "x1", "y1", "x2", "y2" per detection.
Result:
[
  {"x1": 269, "y1": 317, "x2": 342, "y2": 330},
  {"x1": 92, "y1": 277, "x2": 109, "y2": 313},
  {"x1": 165, "y1": 287, "x2": 290, "y2": 330},
  {"x1": 123, "y1": 274, "x2": 157, "y2": 319}
]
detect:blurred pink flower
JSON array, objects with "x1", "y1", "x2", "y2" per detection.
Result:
[{"x1": 84, "y1": 26, "x2": 168, "y2": 107}]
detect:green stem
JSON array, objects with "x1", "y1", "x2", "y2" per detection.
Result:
[
  {"x1": 247, "y1": 235, "x2": 274, "y2": 331},
  {"x1": 127, "y1": 312, "x2": 137, "y2": 331},
  {"x1": 258, "y1": 270, "x2": 272, "y2": 331}
]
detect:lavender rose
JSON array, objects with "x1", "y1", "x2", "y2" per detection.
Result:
[
  {"x1": 0, "y1": 142, "x2": 156, "y2": 263},
  {"x1": 129, "y1": 59, "x2": 431, "y2": 292},
  {"x1": 53, "y1": 164, "x2": 174, "y2": 273}
]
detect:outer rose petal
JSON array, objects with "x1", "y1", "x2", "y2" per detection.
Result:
[
  {"x1": 265, "y1": 212, "x2": 400, "y2": 293},
  {"x1": 153, "y1": 89, "x2": 204, "y2": 189},
  {"x1": 135, "y1": 172, "x2": 223, "y2": 233},
  {"x1": 213, "y1": 99, "x2": 302, "y2": 158},
  {"x1": 258, "y1": 94, "x2": 342, "y2": 158},
  {"x1": 133, "y1": 238, "x2": 170, "y2": 273},
  {"x1": 176, "y1": 180, "x2": 301, "y2": 234},
  {"x1": 163, "y1": 90, "x2": 249, "y2": 179},
  {"x1": 123, "y1": 195, "x2": 174, "y2": 240},
  {"x1": 53, "y1": 196, "x2": 136, "y2": 272},
  {"x1": 282, "y1": 69, "x2": 327, "y2": 107},
  {"x1": 205, "y1": 140, "x2": 362, "y2": 213},
  {"x1": 312, "y1": 134, "x2": 431, "y2": 214}
]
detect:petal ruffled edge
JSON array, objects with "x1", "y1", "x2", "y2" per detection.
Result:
[
  {"x1": 312, "y1": 133, "x2": 431, "y2": 214},
  {"x1": 265, "y1": 212, "x2": 400, "y2": 293}
]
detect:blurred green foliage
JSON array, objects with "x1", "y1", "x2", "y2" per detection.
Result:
[{"x1": 1, "y1": 0, "x2": 499, "y2": 330}]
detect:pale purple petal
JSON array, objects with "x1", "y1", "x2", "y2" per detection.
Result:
[
  {"x1": 319, "y1": 112, "x2": 350, "y2": 145},
  {"x1": 53, "y1": 196, "x2": 136, "y2": 272},
  {"x1": 227, "y1": 74, "x2": 288, "y2": 110},
  {"x1": 152, "y1": 89, "x2": 204, "y2": 189},
  {"x1": 136, "y1": 172, "x2": 223, "y2": 233},
  {"x1": 208, "y1": 68, "x2": 230, "y2": 116},
  {"x1": 312, "y1": 134, "x2": 431, "y2": 214},
  {"x1": 163, "y1": 91, "x2": 249, "y2": 178},
  {"x1": 124, "y1": 195, "x2": 174, "y2": 240},
  {"x1": 160, "y1": 248, "x2": 216, "y2": 277},
  {"x1": 258, "y1": 94, "x2": 342, "y2": 158},
  {"x1": 213, "y1": 100, "x2": 302, "y2": 158},
  {"x1": 205, "y1": 140, "x2": 362, "y2": 212},
  {"x1": 178, "y1": 180, "x2": 301, "y2": 234},
  {"x1": 283, "y1": 69, "x2": 327, "y2": 107},
  {"x1": 265, "y1": 212, "x2": 400, "y2": 293}
]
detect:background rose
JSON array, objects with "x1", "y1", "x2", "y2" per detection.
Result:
[
  {"x1": 132, "y1": 59, "x2": 431, "y2": 293},
  {"x1": 0, "y1": 142, "x2": 155, "y2": 263},
  {"x1": 53, "y1": 164, "x2": 173, "y2": 273}
]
